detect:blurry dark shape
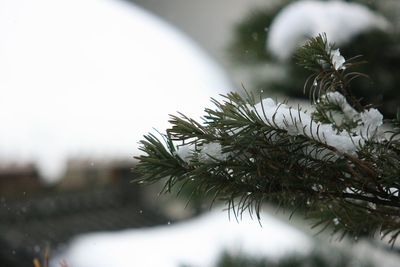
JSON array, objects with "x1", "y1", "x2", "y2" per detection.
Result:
[
  {"x1": 229, "y1": 0, "x2": 400, "y2": 117},
  {"x1": 210, "y1": 248, "x2": 374, "y2": 267},
  {"x1": 0, "y1": 163, "x2": 41, "y2": 197},
  {"x1": 58, "y1": 159, "x2": 134, "y2": 189},
  {"x1": 228, "y1": 0, "x2": 292, "y2": 64},
  {"x1": 0, "y1": 160, "x2": 170, "y2": 267},
  {"x1": 0, "y1": 238, "x2": 31, "y2": 267}
]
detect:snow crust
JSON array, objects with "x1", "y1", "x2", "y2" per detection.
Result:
[
  {"x1": 0, "y1": 0, "x2": 231, "y2": 182},
  {"x1": 267, "y1": 0, "x2": 389, "y2": 60},
  {"x1": 358, "y1": 109, "x2": 384, "y2": 138},
  {"x1": 252, "y1": 94, "x2": 382, "y2": 155},
  {"x1": 54, "y1": 210, "x2": 312, "y2": 267},
  {"x1": 176, "y1": 142, "x2": 227, "y2": 163},
  {"x1": 323, "y1": 92, "x2": 383, "y2": 139},
  {"x1": 330, "y1": 49, "x2": 345, "y2": 70},
  {"x1": 254, "y1": 98, "x2": 360, "y2": 154},
  {"x1": 175, "y1": 144, "x2": 194, "y2": 162},
  {"x1": 324, "y1": 92, "x2": 358, "y2": 119},
  {"x1": 198, "y1": 142, "x2": 228, "y2": 162}
]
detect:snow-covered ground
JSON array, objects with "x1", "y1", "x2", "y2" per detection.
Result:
[
  {"x1": 54, "y1": 210, "x2": 312, "y2": 267},
  {"x1": 0, "y1": 0, "x2": 232, "y2": 183}
]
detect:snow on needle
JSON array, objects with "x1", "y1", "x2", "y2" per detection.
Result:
[{"x1": 330, "y1": 49, "x2": 345, "y2": 70}]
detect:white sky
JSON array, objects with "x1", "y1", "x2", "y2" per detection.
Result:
[{"x1": 0, "y1": 0, "x2": 232, "y2": 182}]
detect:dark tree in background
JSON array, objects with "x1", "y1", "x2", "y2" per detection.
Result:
[{"x1": 229, "y1": 0, "x2": 400, "y2": 117}]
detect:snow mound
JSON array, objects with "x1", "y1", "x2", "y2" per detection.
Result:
[
  {"x1": 267, "y1": 0, "x2": 389, "y2": 60},
  {"x1": 55, "y1": 210, "x2": 312, "y2": 267},
  {"x1": 0, "y1": 0, "x2": 231, "y2": 182}
]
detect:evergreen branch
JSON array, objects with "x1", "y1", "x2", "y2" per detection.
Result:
[
  {"x1": 135, "y1": 34, "x2": 400, "y2": 246},
  {"x1": 167, "y1": 112, "x2": 211, "y2": 142},
  {"x1": 296, "y1": 34, "x2": 366, "y2": 112},
  {"x1": 295, "y1": 33, "x2": 332, "y2": 72}
]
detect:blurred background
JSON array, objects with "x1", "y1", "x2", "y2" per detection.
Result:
[{"x1": 0, "y1": 0, "x2": 400, "y2": 266}]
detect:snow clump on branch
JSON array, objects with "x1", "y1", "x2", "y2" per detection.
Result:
[
  {"x1": 330, "y1": 49, "x2": 345, "y2": 70},
  {"x1": 323, "y1": 92, "x2": 383, "y2": 139},
  {"x1": 252, "y1": 93, "x2": 383, "y2": 155},
  {"x1": 317, "y1": 47, "x2": 346, "y2": 71},
  {"x1": 176, "y1": 142, "x2": 227, "y2": 163}
]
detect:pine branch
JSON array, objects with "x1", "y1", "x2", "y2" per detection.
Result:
[
  {"x1": 296, "y1": 34, "x2": 367, "y2": 112},
  {"x1": 134, "y1": 34, "x2": 400, "y2": 246}
]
